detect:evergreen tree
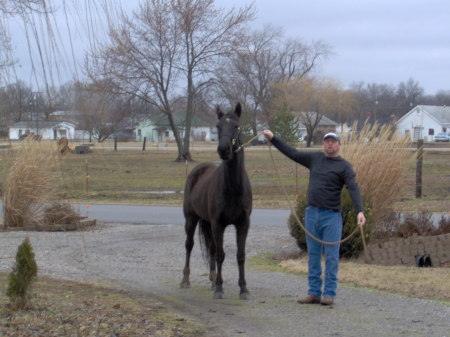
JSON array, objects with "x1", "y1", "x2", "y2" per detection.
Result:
[
  {"x1": 269, "y1": 105, "x2": 302, "y2": 145},
  {"x1": 6, "y1": 237, "x2": 38, "y2": 309}
]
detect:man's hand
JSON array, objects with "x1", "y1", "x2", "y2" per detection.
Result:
[
  {"x1": 263, "y1": 130, "x2": 274, "y2": 141},
  {"x1": 357, "y1": 212, "x2": 366, "y2": 227}
]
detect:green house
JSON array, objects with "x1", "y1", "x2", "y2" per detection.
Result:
[{"x1": 134, "y1": 112, "x2": 215, "y2": 142}]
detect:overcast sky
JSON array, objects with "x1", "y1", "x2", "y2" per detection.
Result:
[
  {"x1": 7, "y1": 0, "x2": 450, "y2": 95},
  {"x1": 216, "y1": 0, "x2": 450, "y2": 95}
]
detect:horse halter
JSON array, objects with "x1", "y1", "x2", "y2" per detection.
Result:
[
  {"x1": 219, "y1": 125, "x2": 241, "y2": 152},
  {"x1": 231, "y1": 126, "x2": 241, "y2": 151}
]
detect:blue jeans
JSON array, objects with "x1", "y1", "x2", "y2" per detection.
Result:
[{"x1": 305, "y1": 206, "x2": 342, "y2": 298}]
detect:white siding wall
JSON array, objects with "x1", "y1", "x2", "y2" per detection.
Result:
[
  {"x1": 397, "y1": 108, "x2": 443, "y2": 142},
  {"x1": 9, "y1": 123, "x2": 76, "y2": 140}
]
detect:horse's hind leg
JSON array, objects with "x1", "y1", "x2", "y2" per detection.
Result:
[
  {"x1": 209, "y1": 243, "x2": 217, "y2": 289},
  {"x1": 199, "y1": 220, "x2": 217, "y2": 289},
  {"x1": 236, "y1": 219, "x2": 250, "y2": 300},
  {"x1": 180, "y1": 214, "x2": 198, "y2": 288}
]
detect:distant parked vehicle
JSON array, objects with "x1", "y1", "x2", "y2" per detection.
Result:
[{"x1": 434, "y1": 132, "x2": 450, "y2": 142}]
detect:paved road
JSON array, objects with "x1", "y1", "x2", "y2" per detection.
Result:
[
  {"x1": 0, "y1": 206, "x2": 449, "y2": 336},
  {"x1": 0, "y1": 203, "x2": 290, "y2": 226},
  {"x1": 4, "y1": 202, "x2": 447, "y2": 226},
  {"x1": 74, "y1": 204, "x2": 291, "y2": 226}
]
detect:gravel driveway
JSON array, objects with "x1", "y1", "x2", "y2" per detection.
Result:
[{"x1": 0, "y1": 221, "x2": 449, "y2": 337}]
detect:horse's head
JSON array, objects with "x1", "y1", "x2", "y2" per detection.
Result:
[{"x1": 216, "y1": 103, "x2": 242, "y2": 160}]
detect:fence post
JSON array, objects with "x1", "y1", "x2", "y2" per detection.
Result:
[
  {"x1": 142, "y1": 137, "x2": 147, "y2": 151},
  {"x1": 114, "y1": 137, "x2": 117, "y2": 151},
  {"x1": 415, "y1": 139, "x2": 423, "y2": 198},
  {"x1": 85, "y1": 159, "x2": 89, "y2": 193}
]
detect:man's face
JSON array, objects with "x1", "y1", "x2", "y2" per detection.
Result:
[{"x1": 323, "y1": 137, "x2": 340, "y2": 157}]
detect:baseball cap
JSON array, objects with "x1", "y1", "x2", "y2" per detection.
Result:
[{"x1": 323, "y1": 132, "x2": 340, "y2": 141}]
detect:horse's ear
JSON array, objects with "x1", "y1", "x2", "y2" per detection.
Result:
[
  {"x1": 234, "y1": 103, "x2": 242, "y2": 118},
  {"x1": 216, "y1": 105, "x2": 224, "y2": 120}
]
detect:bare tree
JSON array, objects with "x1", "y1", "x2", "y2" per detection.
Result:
[
  {"x1": 273, "y1": 76, "x2": 344, "y2": 147},
  {"x1": 350, "y1": 80, "x2": 425, "y2": 123},
  {"x1": 75, "y1": 81, "x2": 130, "y2": 142},
  {"x1": 0, "y1": 80, "x2": 34, "y2": 122},
  {"x1": 0, "y1": 0, "x2": 51, "y2": 82},
  {"x1": 216, "y1": 25, "x2": 332, "y2": 136},
  {"x1": 87, "y1": 0, "x2": 253, "y2": 161},
  {"x1": 0, "y1": 0, "x2": 47, "y2": 15},
  {"x1": 396, "y1": 78, "x2": 424, "y2": 114}
]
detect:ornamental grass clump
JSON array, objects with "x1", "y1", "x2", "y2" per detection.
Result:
[
  {"x1": 6, "y1": 237, "x2": 38, "y2": 309},
  {"x1": 340, "y1": 122, "x2": 416, "y2": 223},
  {"x1": 2, "y1": 138, "x2": 67, "y2": 228}
]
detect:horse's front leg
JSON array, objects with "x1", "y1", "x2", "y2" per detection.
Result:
[
  {"x1": 212, "y1": 224, "x2": 226, "y2": 299},
  {"x1": 180, "y1": 214, "x2": 198, "y2": 288},
  {"x1": 236, "y1": 218, "x2": 250, "y2": 300}
]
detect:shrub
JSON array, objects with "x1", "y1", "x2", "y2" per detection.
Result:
[
  {"x1": 373, "y1": 209, "x2": 450, "y2": 238},
  {"x1": 43, "y1": 203, "x2": 82, "y2": 225},
  {"x1": 398, "y1": 210, "x2": 434, "y2": 237},
  {"x1": 6, "y1": 237, "x2": 38, "y2": 309},
  {"x1": 436, "y1": 215, "x2": 450, "y2": 235},
  {"x1": 288, "y1": 190, "x2": 373, "y2": 259},
  {"x1": 2, "y1": 138, "x2": 81, "y2": 228}
]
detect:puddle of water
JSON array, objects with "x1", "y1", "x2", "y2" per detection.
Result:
[
  {"x1": 252, "y1": 181, "x2": 272, "y2": 185},
  {"x1": 123, "y1": 190, "x2": 183, "y2": 194}
]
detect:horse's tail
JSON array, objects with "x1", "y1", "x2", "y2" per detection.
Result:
[{"x1": 198, "y1": 219, "x2": 214, "y2": 265}]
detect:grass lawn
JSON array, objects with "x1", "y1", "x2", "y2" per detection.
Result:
[{"x1": 1, "y1": 141, "x2": 449, "y2": 212}]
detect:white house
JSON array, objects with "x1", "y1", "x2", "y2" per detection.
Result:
[
  {"x1": 9, "y1": 120, "x2": 77, "y2": 140},
  {"x1": 396, "y1": 105, "x2": 450, "y2": 142}
]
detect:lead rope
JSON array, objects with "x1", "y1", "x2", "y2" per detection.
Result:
[
  {"x1": 231, "y1": 133, "x2": 368, "y2": 253},
  {"x1": 234, "y1": 132, "x2": 263, "y2": 152},
  {"x1": 268, "y1": 145, "x2": 361, "y2": 245}
]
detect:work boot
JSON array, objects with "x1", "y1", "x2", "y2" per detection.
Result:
[
  {"x1": 320, "y1": 296, "x2": 334, "y2": 306},
  {"x1": 297, "y1": 294, "x2": 321, "y2": 304}
]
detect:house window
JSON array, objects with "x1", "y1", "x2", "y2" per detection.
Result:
[
  {"x1": 138, "y1": 129, "x2": 142, "y2": 136},
  {"x1": 59, "y1": 129, "x2": 67, "y2": 137},
  {"x1": 443, "y1": 127, "x2": 447, "y2": 133},
  {"x1": 429, "y1": 129, "x2": 434, "y2": 136},
  {"x1": 165, "y1": 131, "x2": 169, "y2": 137}
]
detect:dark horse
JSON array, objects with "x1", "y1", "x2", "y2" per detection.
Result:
[{"x1": 180, "y1": 103, "x2": 252, "y2": 300}]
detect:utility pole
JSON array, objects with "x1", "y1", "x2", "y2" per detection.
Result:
[{"x1": 30, "y1": 92, "x2": 41, "y2": 136}]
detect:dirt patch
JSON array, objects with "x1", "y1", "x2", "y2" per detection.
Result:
[{"x1": 0, "y1": 273, "x2": 204, "y2": 337}]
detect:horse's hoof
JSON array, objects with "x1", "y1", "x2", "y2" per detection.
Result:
[
  {"x1": 239, "y1": 292, "x2": 251, "y2": 300},
  {"x1": 180, "y1": 281, "x2": 190, "y2": 288},
  {"x1": 213, "y1": 292, "x2": 224, "y2": 299}
]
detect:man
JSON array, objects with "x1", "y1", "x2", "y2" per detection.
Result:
[{"x1": 263, "y1": 130, "x2": 366, "y2": 306}]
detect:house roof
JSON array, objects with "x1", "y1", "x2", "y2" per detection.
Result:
[
  {"x1": 50, "y1": 110, "x2": 79, "y2": 116},
  {"x1": 140, "y1": 112, "x2": 211, "y2": 129},
  {"x1": 419, "y1": 105, "x2": 450, "y2": 124},
  {"x1": 292, "y1": 111, "x2": 339, "y2": 127},
  {"x1": 398, "y1": 105, "x2": 450, "y2": 125},
  {"x1": 10, "y1": 120, "x2": 76, "y2": 128}
]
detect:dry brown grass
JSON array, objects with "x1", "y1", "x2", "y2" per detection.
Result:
[
  {"x1": 0, "y1": 140, "x2": 448, "y2": 212},
  {"x1": 0, "y1": 273, "x2": 203, "y2": 336},
  {"x1": 2, "y1": 139, "x2": 75, "y2": 228},
  {"x1": 279, "y1": 257, "x2": 450, "y2": 303},
  {"x1": 341, "y1": 123, "x2": 416, "y2": 221}
]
